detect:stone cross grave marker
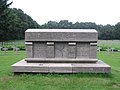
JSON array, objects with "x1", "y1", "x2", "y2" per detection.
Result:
[
  {"x1": 3, "y1": 48, "x2": 8, "y2": 54},
  {"x1": 111, "y1": 48, "x2": 115, "y2": 53},
  {"x1": 15, "y1": 48, "x2": 20, "y2": 54},
  {"x1": 106, "y1": 48, "x2": 111, "y2": 55},
  {"x1": 97, "y1": 47, "x2": 101, "y2": 52}
]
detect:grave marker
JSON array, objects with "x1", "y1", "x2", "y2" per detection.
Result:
[
  {"x1": 3, "y1": 48, "x2": 8, "y2": 54},
  {"x1": 111, "y1": 48, "x2": 115, "y2": 53},
  {"x1": 12, "y1": 29, "x2": 111, "y2": 73}
]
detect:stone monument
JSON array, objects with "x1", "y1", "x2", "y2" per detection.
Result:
[{"x1": 12, "y1": 29, "x2": 111, "y2": 73}]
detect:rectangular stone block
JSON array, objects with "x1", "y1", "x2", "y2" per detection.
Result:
[
  {"x1": 25, "y1": 42, "x2": 33, "y2": 58},
  {"x1": 12, "y1": 29, "x2": 111, "y2": 73},
  {"x1": 90, "y1": 43, "x2": 97, "y2": 59},
  {"x1": 12, "y1": 59, "x2": 49, "y2": 73},
  {"x1": 68, "y1": 42, "x2": 76, "y2": 58},
  {"x1": 49, "y1": 63, "x2": 72, "y2": 73},
  {"x1": 12, "y1": 60, "x2": 111, "y2": 73},
  {"x1": 25, "y1": 29, "x2": 98, "y2": 42},
  {"x1": 72, "y1": 60, "x2": 111, "y2": 73},
  {"x1": 33, "y1": 42, "x2": 46, "y2": 58},
  {"x1": 46, "y1": 42, "x2": 54, "y2": 58},
  {"x1": 55, "y1": 42, "x2": 68, "y2": 58},
  {"x1": 76, "y1": 43, "x2": 90, "y2": 58}
]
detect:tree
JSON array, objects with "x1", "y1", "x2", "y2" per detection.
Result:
[
  {"x1": 0, "y1": 0, "x2": 12, "y2": 41},
  {"x1": 46, "y1": 21, "x2": 58, "y2": 29},
  {"x1": 41, "y1": 20, "x2": 120, "y2": 40},
  {"x1": 6, "y1": 8, "x2": 40, "y2": 40},
  {"x1": 58, "y1": 20, "x2": 72, "y2": 29},
  {"x1": 0, "y1": 0, "x2": 12, "y2": 18},
  {"x1": 115, "y1": 22, "x2": 120, "y2": 39},
  {"x1": 99, "y1": 24, "x2": 115, "y2": 40},
  {"x1": 0, "y1": 7, "x2": 41, "y2": 41}
]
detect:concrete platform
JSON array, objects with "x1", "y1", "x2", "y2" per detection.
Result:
[{"x1": 11, "y1": 59, "x2": 111, "y2": 73}]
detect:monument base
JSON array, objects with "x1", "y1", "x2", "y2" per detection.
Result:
[{"x1": 11, "y1": 59, "x2": 111, "y2": 73}]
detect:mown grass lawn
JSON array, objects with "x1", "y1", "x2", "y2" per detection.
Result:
[{"x1": 0, "y1": 51, "x2": 120, "y2": 90}]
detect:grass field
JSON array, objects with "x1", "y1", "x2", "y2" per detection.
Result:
[
  {"x1": 98, "y1": 40, "x2": 120, "y2": 50},
  {"x1": 0, "y1": 51, "x2": 120, "y2": 90}
]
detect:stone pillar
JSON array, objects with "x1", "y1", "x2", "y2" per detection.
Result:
[
  {"x1": 68, "y1": 42, "x2": 76, "y2": 58},
  {"x1": 25, "y1": 42, "x2": 33, "y2": 58},
  {"x1": 46, "y1": 42, "x2": 55, "y2": 58},
  {"x1": 90, "y1": 43, "x2": 97, "y2": 59}
]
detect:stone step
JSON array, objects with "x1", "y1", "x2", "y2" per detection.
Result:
[
  {"x1": 25, "y1": 58, "x2": 98, "y2": 63},
  {"x1": 12, "y1": 59, "x2": 111, "y2": 73}
]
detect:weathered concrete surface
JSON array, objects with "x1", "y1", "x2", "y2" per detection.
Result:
[
  {"x1": 11, "y1": 29, "x2": 111, "y2": 73},
  {"x1": 12, "y1": 59, "x2": 111, "y2": 73},
  {"x1": 25, "y1": 29, "x2": 98, "y2": 42},
  {"x1": 25, "y1": 29, "x2": 98, "y2": 63}
]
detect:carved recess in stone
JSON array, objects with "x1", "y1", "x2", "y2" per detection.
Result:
[
  {"x1": 32, "y1": 42, "x2": 96, "y2": 60},
  {"x1": 90, "y1": 43, "x2": 97, "y2": 59},
  {"x1": 76, "y1": 43, "x2": 90, "y2": 58},
  {"x1": 68, "y1": 42, "x2": 76, "y2": 58},
  {"x1": 33, "y1": 42, "x2": 46, "y2": 58},
  {"x1": 55, "y1": 43, "x2": 68, "y2": 58},
  {"x1": 46, "y1": 42, "x2": 54, "y2": 58},
  {"x1": 25, "y1": 42, "x2": 33, "y2": 58}
]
